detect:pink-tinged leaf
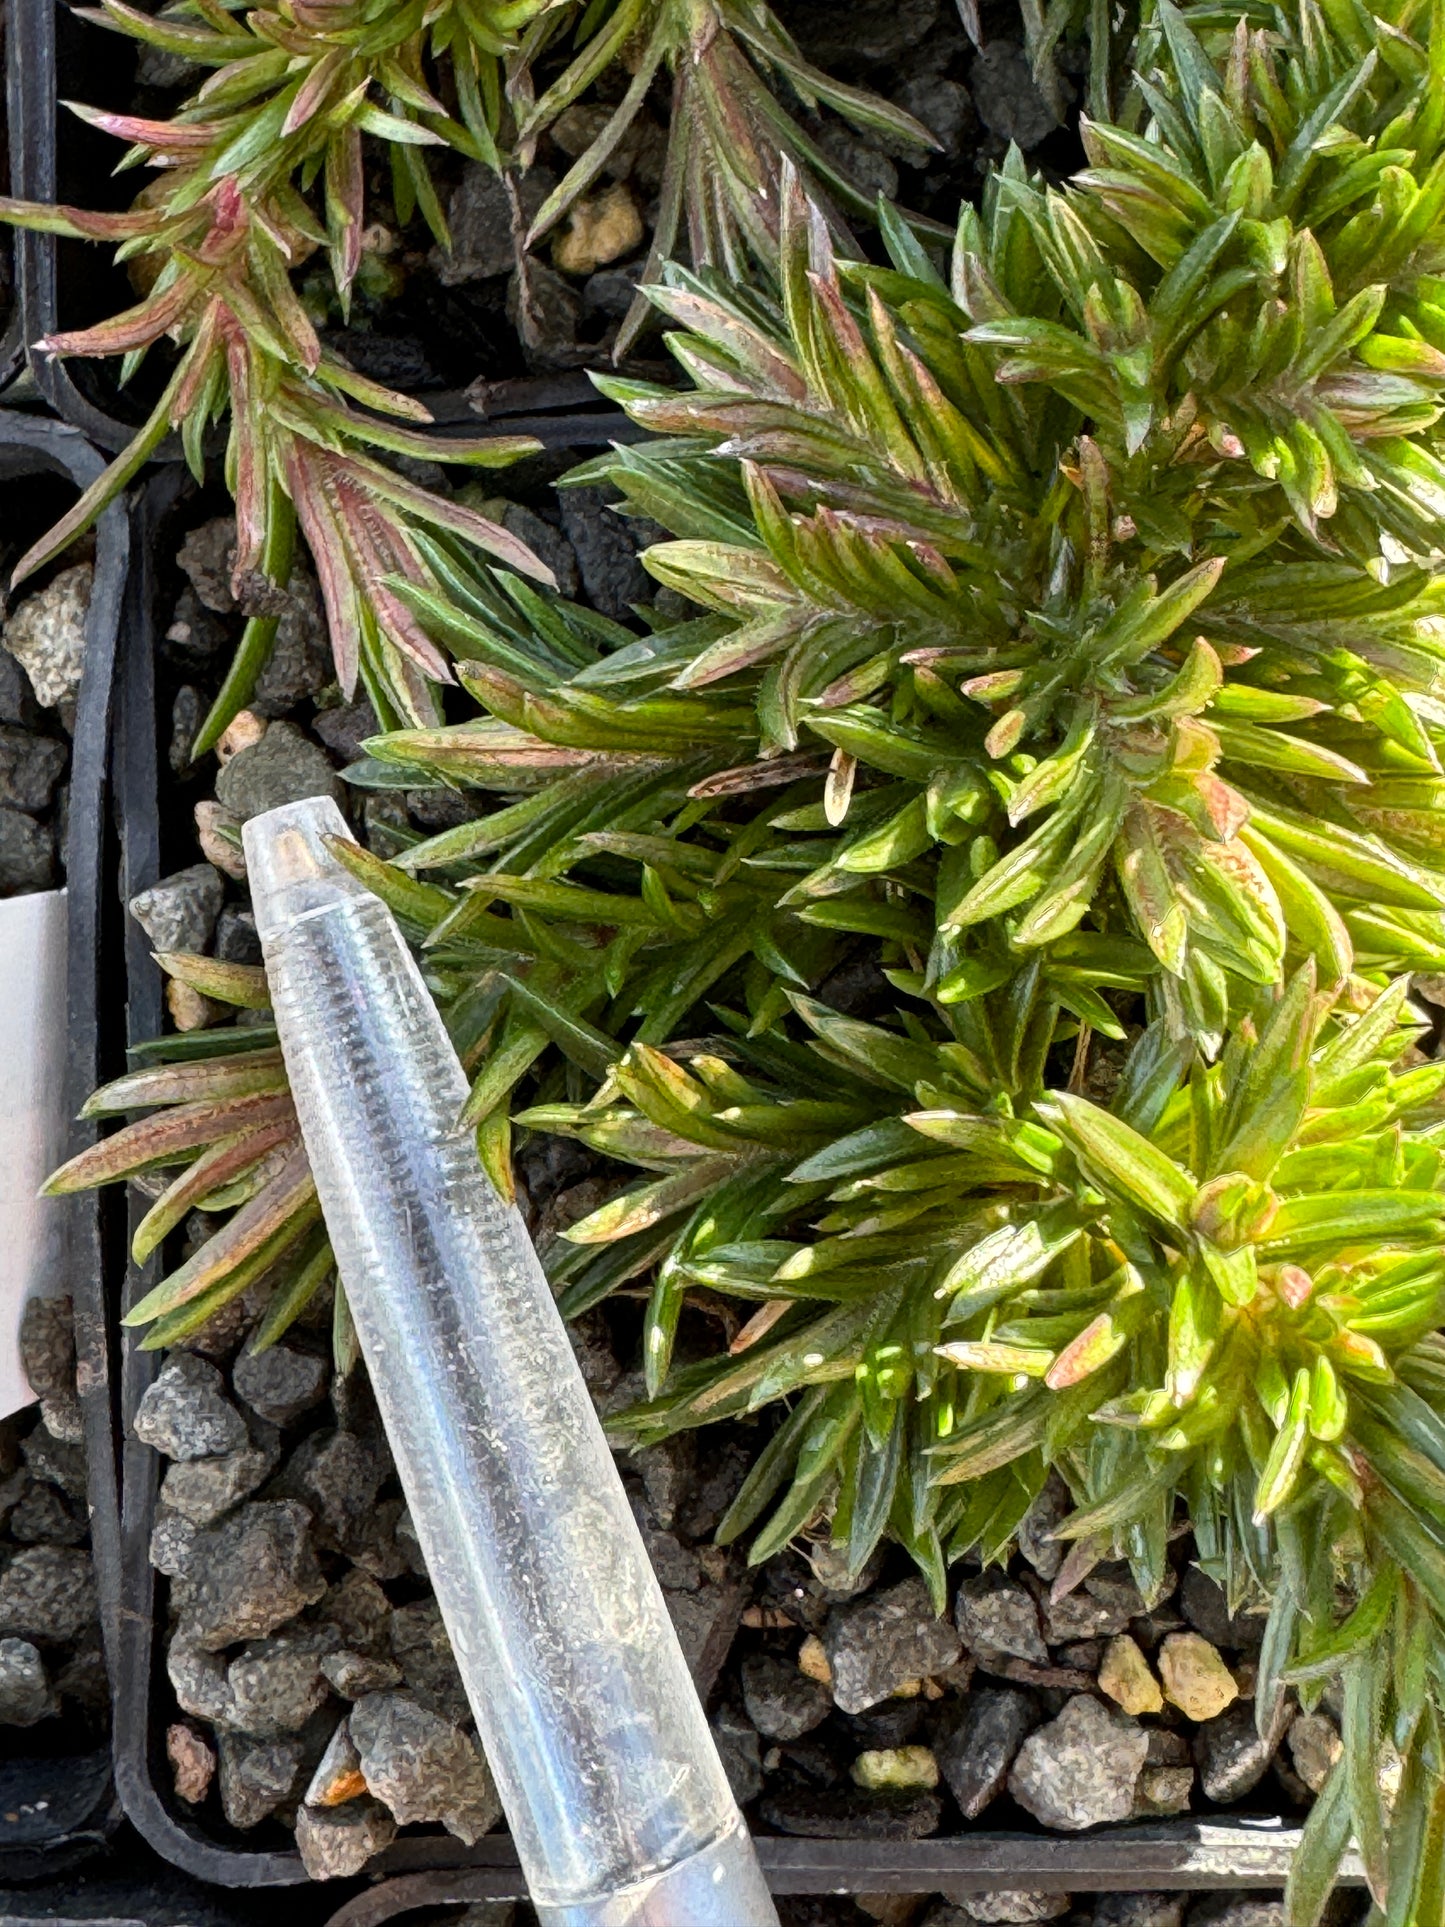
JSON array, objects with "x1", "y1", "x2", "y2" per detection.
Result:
[
  {"x1": 0, "y1": 195, "x2": 157, "y2": 240},
  {"x1": 169, "y1": 299, "x2": 225, "y2": 423},
  {"x1": 687, "y1": 753, "x2": 828, "y2": 798},
  {"x1": 644, "y1": 284, "x2": 807, "y2": 400},
  {"x1": 284, "y1": 443, "x2": 362, "y2": 696},
  {"x1": 1192, "y1": 772, "x2": 1250, "y2": 839},
  {"x1": 44, "y1": 274, "x2": 193, "y2": 358},
  {"x1": 81, "y1": 0, "x2": 255, "y2": 59},
  {"x1": 195, "y1": 176, "x2": 250, "y2": 264},
  {"x1": 249, "y1": 234, "x2": 321, "y2": 372},
  {"x1": 1277, "y1": 1265, "x2": 1314, "y2": 1308},
  {"x1": 337, "y1": 484, "x2": 453, "y2": 683},
  {"x1": 131, "y1": 1119, "x2": 298, "y2": 1264},
  {"x1": 41, "y1": 1089, "x2": 297, "y2": 1194},
  {"x1": 317, "y1": 349, "x2": 433, "y2": 422},
  {"x1": 64, "y1": 101, "x2": 218, "y2": 148},
  {"x1": 1044, "y1": 1312, "x2": 1127, "y2": 1388},
  {"x1": 283, "y1": 47, "x2": 345, "y2": 135},
  {"x1": 333, "y1": 451, "x2": 556, "y2": 585},
  {"x1": 123, "y1": 1146, "x2": 319, "y2": 1325},
  {"x1": 325, "y1": 127, "x2": 364, "y2": 292},
  {"x1": 225, "y1": 326, "x2": 266, "y2": 587}
]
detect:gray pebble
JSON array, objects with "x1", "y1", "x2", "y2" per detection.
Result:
[
  {"x1": 557, "y1": 487, "x2": 649, "y2": 620},
  {"x1": 150, "y1": 1507, "x2": 204, "y2": 1578},
  {"x1": 814, "y1": 121, "x2": 900, "y2": 199},
  {"x1": 0, "y1": 1541, "x2": 96, "y2": 1649},
  {"x1": 1180, "y1": 1567, "x2": 1266, "y2": 1650},
  {"x1": 132, "y1": 1352, "x2": 248, "y2": 1460},
  {"x1": 0, "y1": 804, "x2": 56, "y2": 892},
  {"x1": 824, "y1": 1578, "x2": 963, "y2": 1715},
  {"x1": 970, "y1": 42, "x2": 1060, "y2": 149},
  {"x1": 389, "y1": 1598, "x2": 470, "y2": 1725},
  {"x1": 177, "y1": 519, "x2": 238, "y2": 614},
  {"x1": 664, "y1": 1571, "x2": 745, "y2": 1699},
  {"x1": 128, "y1": 863, "x2": 226, "y2": 959},
  {"x1": 1193, "y1": 1699, "x2": 1286, "y2": 1804},
  {"x1": 781, "y1": 0, "x2": 939, "y2": 67},
  {"x1": 741, "y1": 1651, "x2": 833, "y2": 1741},
  {"x1": 894, "y1": 74, "x2": 976, "y2": 157},
  {"x1": 19, "y1": 1296, "x2": 75, "y2": 1403},
  {"x1": 20, "y1": 1427, "x2": 87, "y2": 1500},
  {"x1": 214, "y1": 905, "x2": 263, "y2": 965},
  {"x1": 0, "y1": 1546, "x2": 97, "y2": 1646},
  {"x1": 1045, "y1": 1584, "x2": 1138, "y2": 1644},
  {"x1": 957, "y1": 1569, "x2": 1049, "y2": 1665},
  {"x1": 1092, "y1": 1899, "x2": 1185, "y2": 1927},
  {"x1": 281, "y1": 1427, "x2": 388, "y2": 1548},
  {"x1": 350, "y1": 1690, "x2": 501, "y2": 1843},
  {"x1": 233, "y1": 1342, "x2": 330, "y2": 1426},
  {"x1": 170, "y1": 686, "x2": 205, "y2": 774},
  {"x1": 215, "y1": 720, "x2": 344, "y2": 823},
  {"x1": 162, "y1": 1441, "x2": 279, "y2": 1526},
  {"x1": 437, "y1": 165, "x2": 552, "y2": 284},
  {"x1": 172, "y1": 1500, "x2": 327, "y2": 1652},
  {"x1": 321, "y1": 1649, "x2": 405, "y2": 1698},
  {"x1": 225, "y1": 1627, "x2": 336, "y2": 1738},
  {"x1": 295, "y1": 1797, "x2": 397, "y2": 1879},
  {"x1": 1008, "y1": 1696, "x2": 1148, "y2": 1830},
  {"x1": 164, "y1": 587, "x2": 228, "y2": 671},
  {"x1": 0, "y1": 1637, "x2": 56, "y2": 1725},
  {"x1": 936, "y1": 1685, "x2": 1040, "y2": 1819},
  {"x1": 6, "y1": 1476, "x2": 85, "y2": 1546},
  {"x1": 41, "y1": 1394, "x2": 84, "y2": 1445},
  {"x1": 321, "y1": 1569, "x2": 393, "y2": 1653},
  {"x1": 949, "y1": 1897, "x2": 1072, "y2": 1924},
  {"x1": 0, "y1": 651, "x2": 40, "y2": 726},
  {"x1": 583, "y1": 261, "x2": 644, "y2": 322},
  {"x1": 217, "y1": 1729, "x2": 303, "y2": 1829},
  {"x1": 507, "y1": 261, "x2": 582, "y2": 366},
  {"x1": 168, "y1": 1643, "x2": 235, "y2": 1726},
  {"x1": 312, "y1": 700, "x2": 381, "y2": 767},
  {"x1": 0, "y1": 725, "x2": 67, "y2": 813},
  {"x1": 712, "y1": 1701, "x2": 763, "y2": 1807},
  {"x1": 3, "y1": 564, "x2": 91, "y2": 707},
  {"x1": 498, "y1": 502, "x2": 579, "y2": 599},
  {"x1": 251, "y1": 570, "x2": 331, "y2": 716}
]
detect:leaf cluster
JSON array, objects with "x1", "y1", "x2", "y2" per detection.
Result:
[
  {"x1": 47, "y1": 5, "x2": 1445, "y2": 1916},
  {"x1": 0, "y1": 0, "x2": 949, "y2": 729}
]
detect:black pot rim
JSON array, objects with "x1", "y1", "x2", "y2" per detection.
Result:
[{"x1": 0, "y1": 409, "x2": 130, "y2": 1881}]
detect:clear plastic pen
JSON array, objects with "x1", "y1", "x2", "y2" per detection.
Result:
[{"x1": 245, "y1": 797, "x2": 778, "y2": 1927}]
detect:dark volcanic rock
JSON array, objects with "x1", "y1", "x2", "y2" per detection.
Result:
[
  {"x1": 173, "y1": 1501, "x2": 327, "y2": 1651},
  {"x1": 759, "y1": 1784, "x2": 943, "y2": 1839},
  {"x1": 824, "y1": 1578, "x2": 963, "y2": 1714},
  {"x1": 936, "y1": 1685, "x2": 1041, "y2": 1818}
]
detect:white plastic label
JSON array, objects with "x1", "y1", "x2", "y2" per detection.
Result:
[{"x1": 0, "y1": 887, "x2": 69, "y2": 1418}]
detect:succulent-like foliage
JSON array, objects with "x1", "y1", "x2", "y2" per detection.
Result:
[
  {"x1": 546, "y1": 968, "x2": 1445, "y2": 1925},
  {"x1": 0, "y1": 0, "x2": 939, "y2": 729},
  {"x1": 572, "y1": 0, "x2": 1445, "y2": 1041},
  {"x1": 0, "y1": 0, "x2": 564, "y2": 734},
  {"x1": 48, "y1": 2, "x2": 1445, "y2": 1916},
  {"x1": 514, "y1": 0, "x2": 940, "y2": 352}
]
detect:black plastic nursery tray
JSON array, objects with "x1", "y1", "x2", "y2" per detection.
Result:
[
  {"x1": 320, "y1": 1827, "x2": 1364, "y2": 1920},
  {"x1": 0, "y1": 4, "x2": 26, "y2": 397},
  {"x1": 0, "y1": 414, "x2": 130, "y2": 1879}
]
